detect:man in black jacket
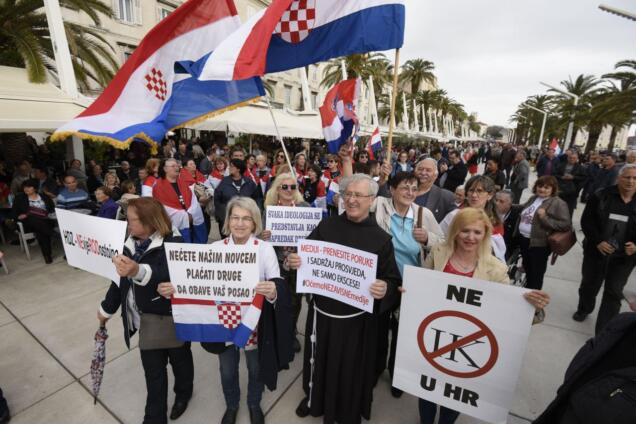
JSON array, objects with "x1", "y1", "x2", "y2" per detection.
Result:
[
  {"x1": 441, "y1": 150, "x2": 468, "y2": 194},
  {"x1": 214, "y1": 159, "x2": 261, "y2": 232},
  {"x1": 573, "y1": 164, "x2": 636, "y2": 333},
  {"x1": 555, "y1": 152, "x2": 588, "y2": 216},
  {"x1": 534, "y1": 312, "x2": 636, "y2": 424},
  {"x1": 495, "y1": 190, "x2": 522, "y2": 260}
]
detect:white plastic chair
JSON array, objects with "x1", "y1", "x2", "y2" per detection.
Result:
[{"x1": 16, "y1": 221, "x2": 36, "y2": 260}]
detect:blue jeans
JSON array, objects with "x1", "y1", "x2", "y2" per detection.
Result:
[
  {"x1": 218, "y1": 346, "x2": 263, "y2": 409},
  {"x1": 419, "y1": 399, "x2": 460, "y2": 424}
]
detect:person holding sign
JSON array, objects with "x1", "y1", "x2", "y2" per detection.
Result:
[
  {"x1": 287, "y1": 174, "x2": 401, "y2": 424},
  {"x1": 98, "y1": 198, "x2": 194, "y2": 424},
  {"x1": 193, "y1": 197, "x2": 291, "y2": 424},
  {"x1": 261, "y1": 173, "x2": 310, "y2": 353},
  {"x1": 372, "y1": 171, "x2": 444, "y2": 397},
  {"x1": 415, "y1": 208, "x2": 550, "y2": 424}
]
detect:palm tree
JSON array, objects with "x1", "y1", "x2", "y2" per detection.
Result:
[
  {"x1": 597, "y1": 60, "x2": 636, "y2": 151},
  {"x1": 400, "y1": 59, "x2": 435, "y2": 93},
  {"x1": 0, "y1": 0, "x2": 118, "y2": 91},
  {"x1": 320, "y1": 53, "x2": 392, "y2": 94}
]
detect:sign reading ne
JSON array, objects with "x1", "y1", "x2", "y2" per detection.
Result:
[
  {"x1": 296, "y1": 239, "x2": 377, "y2": 313},
  {"x1": 265, "y1": 206, "x2": 322, "y2": 246},
  {"x1": 393, "y1": 266, "x2": 534, "y2": 424},
  {"x1": 165, "y1": 243, "x2": 259, "y2": 303},
  {"x1": 56, "y1": 208, "x2": 127, "y2": 283}
]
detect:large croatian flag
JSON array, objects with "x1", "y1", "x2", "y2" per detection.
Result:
[
  {"x1": 195, "y1": 0, "x2": 405, "y2": 81},
  {"x1": 51, "y1": 0, "x2": 264, "y2": 150},
  {"x1": 320, "y1": 78, "x2": 360, "y2": 153}
]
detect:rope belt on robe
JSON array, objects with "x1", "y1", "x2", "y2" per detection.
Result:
[{"x1": 306, "y1": 300, "x2": 366, "y2": 408}]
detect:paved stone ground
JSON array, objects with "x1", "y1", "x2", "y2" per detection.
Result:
[{"x1": 1, "y1": 175, "x2": 635, "y2": 424}]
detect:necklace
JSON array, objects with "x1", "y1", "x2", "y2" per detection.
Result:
[{"x1": 450, "y1": 255, "x2": 477, "y2": 272}]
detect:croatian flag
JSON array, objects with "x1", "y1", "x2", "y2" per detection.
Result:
[
  {"x1": 172, "y1": 295, "x2": 264, "y2": 347},
  {"x1": 153, "y1": 178, "x2": 207, "y2": 243},
  {"x1": 51, "y1": 0, "x2": 264, "y2": 150},
  {"x1": 195, "y1": 0, "x2": 405, "y2": 81},
  {"x1": 366, "y1": 127, "x2": 382, "y2": 160},
  {"x1": 549, "y1": 137, "x2": 562, "y2": 156},
  {"x1": 320, "y1": 78, "x2": 360, "y2": 154}
]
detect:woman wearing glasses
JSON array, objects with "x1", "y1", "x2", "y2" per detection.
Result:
[
  {"x1": 200, "y1": 196, "x2": 292, "y2": 424},
  {"x1": 372, "y1": 172, "x2": 444, "y2": 396},
  {"x1": 260, "y1": 173, "x2": 310, "y2": 353},
  {"x1": 440, "y1": 175, "x2": 507, "y2": 262},
  {"x1": 322, "y1": 154, "x2": 342, "y2": 216}
]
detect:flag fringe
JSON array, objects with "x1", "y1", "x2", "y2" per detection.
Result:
[{"x1": 49, "y1": 96, "x2": 262, "y2": 153}]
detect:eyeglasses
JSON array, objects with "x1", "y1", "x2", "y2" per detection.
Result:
[
  {"x1": 229, "y1": 215, "x2": 253, "y2": 224},
  {"x1": 277, "y1": 154, "x2": 285, "y2": 158},
  {"x1": 341, "y1": 191, "x2": 374, "y2": 200},
  {"x1": 397, "y1": 185, "x2": 418, "y2": 193},
  {"x1": 279, "y1": 184, "x2": 297, "y2": 191},
  {"x1": 467, "y1": 188, "x2": 489, "y2": 195},
  {"x1": 328, "y1": 160, "x2": 337, "y2": 163}
]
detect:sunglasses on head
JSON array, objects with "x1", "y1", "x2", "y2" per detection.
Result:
[{"x1": 280, "y1": 184, "x2": 297, "y2": 191}]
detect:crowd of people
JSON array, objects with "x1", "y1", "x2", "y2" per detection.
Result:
[{"x1": 0, "y1": 136, "x2": 635, "y2": 424}]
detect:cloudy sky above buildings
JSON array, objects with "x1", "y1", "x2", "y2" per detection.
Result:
[{"x1": 401, "y1": 0, "x2": 636, "y2": 128}]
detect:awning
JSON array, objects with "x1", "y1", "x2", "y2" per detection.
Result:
[
  {"x1": 192, "y1": 103, "x2": 324, "y2": 139},
  {"x1": 0, "y1": 66, "x2": 88, "y2": 132}
]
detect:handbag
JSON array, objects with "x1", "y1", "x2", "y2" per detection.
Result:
[
  {"x1": 547, "y1": 229, "x2": 577, "y2": 256},
  {"x1": 138, "y1": 313, "x2": 184, "y2": 350}
]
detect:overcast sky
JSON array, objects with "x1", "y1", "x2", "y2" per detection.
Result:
[{"x1": 400, "y1": 0, "x2": 636, "y2": 128}]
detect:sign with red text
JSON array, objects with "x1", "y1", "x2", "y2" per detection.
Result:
[
  {"x1": 296, "y1": 239, "x2": 377, "y2": 312},
  {"x1": 164, "y1": 243, "x2": 260, "y2": 303},
  {"x1": 56, "y1": 208, "x2": 127, "y2": 283},
  {"x1": 265, "y1": 206, "x2": 322, "y2": 246},
  {"x1": 393, "y1": 266, "x2": 534, "y2": 424}
]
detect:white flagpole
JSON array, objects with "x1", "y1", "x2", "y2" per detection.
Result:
[{"x1": 265, "y1": 96, "x2": 296, "y2": 178}]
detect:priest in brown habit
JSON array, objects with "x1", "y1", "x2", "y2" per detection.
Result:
[{"x1": 287, "y1": 173, "x2": 401, "y2": 424}]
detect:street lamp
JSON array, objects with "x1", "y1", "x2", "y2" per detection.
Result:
[
  {"x1": 599, "y1": 4, "x2": 636, "y2": 22},
  {"x1": 540, "y1": 81, "x2": 579, "y2": 150},
  {"x1": 525, "y1": 104, "x2": 550, "y2": 149}
]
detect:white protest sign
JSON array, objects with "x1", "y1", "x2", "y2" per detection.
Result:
[
  {"x1": 265, "y1": 206, "x2": 322, "y2": 246},
  {"x1": 165, "y1": 243, "x2": 259, "y2": 303},
  {"x1": 296, "y1": 239, "x2": 377, "y2": 313},
  {"x1": 56, "y1": 208, "x2": 127, "y2": 283},
  {"x1": 393, "y1": 266, "x2": 534, "y2": 424}
]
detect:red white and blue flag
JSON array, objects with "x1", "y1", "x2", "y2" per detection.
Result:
[
  {"x1": 549, "y1": 137, "x2": 562, "y2": 156},
  {"x1": 366, "y1": 127, "x2": 382, "y2": 160},
  {"x1": 194, "y1": 0, "x2": 405, "y2": 81},
  {"x1": 320, "y1": 78, "x2": 360, "y2": 154},
  {"x1": 51, "y1": 0, "x2": 264, "y2": 150}
]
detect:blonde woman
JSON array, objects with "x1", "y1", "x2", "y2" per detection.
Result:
[
  {"x1": 417, "y1": 207, "x2": 550, "y2": 424},
  {"x1": 261, "y1": 172, "x2": 308, "y2": 353}
]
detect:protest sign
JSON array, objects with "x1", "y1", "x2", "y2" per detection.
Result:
[
  {"x1": 296, "y1": 239, "x2": 377, "y2": 313},
  {"x1": 56, "y1": 208, "x2": 127, "y2": 282},
  {"x1": 164, "y1": 243, "x2": 260, "y2": 303},
  {"x1": 393, "y1": 266, "x2": 535, "y2": 424},
  {"x1": 265, "y1": 206, "x2": 322, "y2": 246}
]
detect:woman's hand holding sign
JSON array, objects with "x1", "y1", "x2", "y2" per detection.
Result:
[
  {"x1": 286, "y1": 253, "x2": 302, "y2": 270},
  {"x1": 255, "y1": 280, "x2": 277, "y2": 301},
  {"x1": 157, "y1": 282, "x2": 175, "y2": 299},
  {"x1": 113, "y1": 254, "x2": 139, "y2": 278},
  {"x1": 369, "y1": 279, "x2": 388, "y2": 299}
]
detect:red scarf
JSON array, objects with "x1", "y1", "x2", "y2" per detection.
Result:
[
  {"x1": 179, "y1": 168, "x2": 205, "y2": 185},
  {"x1": 153, "y1": 177, "x2": 193, "y2": 210}
]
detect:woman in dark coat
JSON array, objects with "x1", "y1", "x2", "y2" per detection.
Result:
[
  {"x1": 12, "y1": 178, "x2": 56, "y2": 263},
  {"x1": 98, "y1": 198, "x2": 194, "y2": 424}
]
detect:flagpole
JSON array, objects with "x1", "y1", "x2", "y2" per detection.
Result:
[
  {"x1": 386, "y1": 48, "x2": 400, "y2": 163},
  {"x1": 265, "y1": 96, "x2": 296, "y2": 178}
]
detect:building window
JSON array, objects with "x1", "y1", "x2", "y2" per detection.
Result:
[
  {"x1": 119, "y1": 43, "x2": 137, "y2": 63},
  {"x1": 284, "y1": 85, "x2": 292, "y2": 106},
  {"x1": 158, "y1": 7, "x2": 171, "y2": 21},
  {"x1": 311, "y1": 92, "x2": 318, "y2": 110},
  {"x1": 114, "y1": 0, "x2": 141, "y2": 25}
]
